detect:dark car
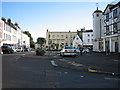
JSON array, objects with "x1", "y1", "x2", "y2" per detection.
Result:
[{"x1": 2, "y1": 45, "x2": 14, "y2": 54}]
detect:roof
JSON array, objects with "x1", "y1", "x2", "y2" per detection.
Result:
[
  {"x1": 103, "y1": 4, "x2": 114, "y2": 14},
  {"x1": 84, "y1": 30, "x2": 93, "y2": 32},
  {"x1": 93, "y1": 9, "x2": 102, "y2": 13},
  {"x1": 49, "y1": 31, "x2": 77, "y2": 33},
  {"x1": 110, "y1": 1, "x2": 120, "y2": 9}
]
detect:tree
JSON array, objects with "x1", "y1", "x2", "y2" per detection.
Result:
[
  {"x1": 55, "y1": 43, "x2": 59, "y2": 50},
  {"x1": 23, "y1": 31, "x2": 35, "y2": 48},
  {"x1": 37, "y1": 37, "x2": 45, "y2": 48}
]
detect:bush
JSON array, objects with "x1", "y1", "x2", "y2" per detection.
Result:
[{"x1": 36, "y1": 48, "x2": 45, "y2": 56}]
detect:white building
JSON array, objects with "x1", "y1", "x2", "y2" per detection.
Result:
[
  {"x1": 0, "y1": 20, "x2": 3, "y2": 54},
  {"x1": 73, "y1": 35, "x2": 83, "y2": 48},
  {"x1": 82, "y1": 30, "x2": 94, "y2": 47},
  {"x1": 22, "y1": 32, "x2": 30, "y2": 49},
  {"x1": 92, "y1": 8, "x2": 104, "y2": 52},
  {"x1": 0, "y1": 18, "x2": 30, "y2": 50},
  {"x1": 93, "y1": 1, "x2": 120, "y2": 53},
  {"x1": 103, "y1": 2, "x2": 120, "y2": 53},
  {"x1": 73, "y1": 29, "x2": 93, "y2": 48}
]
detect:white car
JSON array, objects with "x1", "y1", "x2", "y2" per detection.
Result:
[
  {"x1": 60, "y1": 46, "x2": 77, "y2": 56},
  {"x1": 16, "y1": 47, "x2": 23, "y2": 52}
]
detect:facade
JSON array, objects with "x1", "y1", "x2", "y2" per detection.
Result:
[
  {"x1": 93, "y1": 8, "x2": 104, "y2": 52},
  {"x1": 0, "y1": 20, "x2": 3, "y2": 53},
  {"x1": 0, "y1": 17, "x2": 30, "y2": 52},
  {"x1": 73, "y1": 30, "x2": 93, "y2": 48},
  {"x1": 46, "y1": 29, "x2": 93, "y2": 50},
  {"x1": 93, "y1": 1, "x2": 120, "y2": 53},
  {"x1": 46, "y1": 29, "x2": 77, "y2": 50},
  {"x1": 82, "y1": 30, "x2": 94, "y2": 47},
  {"x1": 22, "y1": 32, "x2": 30, "y2": 49},
  {"x1": 73, "y1": 35, "x2": 83, "y2": 48},
  {"x1": 103, "y1": 2, "x2": 120, "y2": 53}
]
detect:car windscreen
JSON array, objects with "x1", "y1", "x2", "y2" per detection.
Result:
[{"x1": 65, "y1": 47, "x2": 75, "y2": 49}]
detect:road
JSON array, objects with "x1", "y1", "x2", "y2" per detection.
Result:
[{"x1": 2, "y1": 52, "x2": 119, "y2": 88}]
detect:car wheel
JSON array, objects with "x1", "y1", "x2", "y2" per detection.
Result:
[{"x1": 8, "y1": 51, "x2": 10, "y2": 54}]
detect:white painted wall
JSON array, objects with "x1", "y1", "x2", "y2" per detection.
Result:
[
  {"x1": 22, "y1": 33, "x2": 30, "y2": 49},
  {"x1": 73, "y1": 35, "x2": 83, "y2": 48},
  {"x1": 82, "y1": 32, "x2": 93, "y2": 46}
]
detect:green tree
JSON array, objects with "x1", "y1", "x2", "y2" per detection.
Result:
[
  {"x1": 55, "y1": 43, "x2": 59, "y2": 50},
  {"x1": 37, "y1": 37, "x2": 45, "y2": 48},
  {"x1": 23, "y1": 31, "x2": 35, "y2": 48}
]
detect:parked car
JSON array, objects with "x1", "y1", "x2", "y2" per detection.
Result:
[
  {"x1": 82, "y1": 48, "x2": 90, "y2": 53},
  {"x1": 60, "y1": 46, "x2": 77, "y2": 57},
  {"x1": 16, "y1": 47, "x2": 23, "y2": 52},
  {"x1": 2, "y1": 45, "x2": 14, "y2": 54},
  {"x1": 11, "y1": 46, "x2": 17, "y2": 53}
]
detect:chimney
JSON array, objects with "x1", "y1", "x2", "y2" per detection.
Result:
[
  {"x1": 7, "y1": 18, "x2": 11, "y2": 25},
  {"x1": 1, "y1": 17, "x2": 6, "y2": 22},
  {"x1": 15, "y1": 22, "x2": 18, "y2": 26}
]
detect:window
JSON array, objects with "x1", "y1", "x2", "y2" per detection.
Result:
[
  {"x1": 57, "y1": 35, "x2": 59, "y2": 38},
  {"x1": 88, "y1": 34, "x2": 90, "y2": 37},
  {"x1": 66, "y1": 35, "x2": 68, "y2": 38},
  {"x1": 106, "y1": 25, "x2": 109, "y2": 35},
  {"x1": 91, "y1": 34, "x2": 93, "y2": 37},
  {"x1": 92, "y1": 39, "x2": 93, "y2": 42},
  {"x1": 61, "y1": 35, "x2": 63, "y2": 38},
  {"x1": 96, "y1": 14, "x2": 99, "y2": 17},
  {"x1": 106, "y1": 13, "x2": 109, "y2": 22},
  {"x1": 4, "y1": 33, "x2": 5, "y2": 39},
  {"x1": 113, "y1": 9, "x2": 118, "y2": 19},
  {"x1": 88, "y1": 39, "x2": 90, "y2": 42},
  {"x1": 52, "y1": 35, "x2": 55, "y2": 38},
  {"x1": 113, "y1": 23, "x2": 117, "y2": 34}
]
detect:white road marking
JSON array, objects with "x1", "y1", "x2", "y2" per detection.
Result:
[{"x1": 51, "y1": 60, "x2": 58, "y2": 67}]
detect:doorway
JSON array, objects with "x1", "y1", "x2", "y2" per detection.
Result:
[{"x1": 115, "y1": 42, "x2": 118, "y2": 53}]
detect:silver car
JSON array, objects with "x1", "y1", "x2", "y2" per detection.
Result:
[{"x1": 60, "y1": 46, "x2": 77, "y2": 56}]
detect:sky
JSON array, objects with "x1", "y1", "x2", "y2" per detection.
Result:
[{"x1": 1, "y1": 1, "x2": 116, "y2": 42}]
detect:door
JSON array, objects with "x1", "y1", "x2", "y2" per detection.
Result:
[{"x1": 115, "y1": 42, "x2": 118, "y2": 53}]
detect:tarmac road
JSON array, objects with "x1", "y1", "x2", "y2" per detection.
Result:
[{"x1": 2, "y1": 52, "x2": 120, "y2": 88}]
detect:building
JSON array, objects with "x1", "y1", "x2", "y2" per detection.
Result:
[
  {"x1": 92, "y1": 8, "x2": 104, "y2": 52},
  {"x1": 82, "y1": 30, "x2": 94, "y2": 48},
  {"x1": 0, "y1": 20, "x2": 3, "y2": 53},
  {"x1": 46, "y1": 29, "x2": 93, "y2": 50},
  {"x1": 22, "y1": 32, "x2": 30, "y2": 50},
  {"x1": 46, "y1": 29, "x2": 77, "y2": 50},
  {"x1": 73, "y1": 35, "x2": 83, "y2": 48},
  {"x1": 93, "y1": 1, "x2": 120, "y2": 53},
  {"x1": 0, "y1": 17, "x2": 30, "y2": 51},
  {"x1": 103, "y1": 2, "x2": 120, "y2": 53},
  {"x1": 73, "y1": 29, "x2": 93, "y2": 48}
]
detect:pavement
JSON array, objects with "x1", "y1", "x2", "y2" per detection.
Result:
[{"x1": 54, "y1": 52, "x2": 120, "y2": 77}]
